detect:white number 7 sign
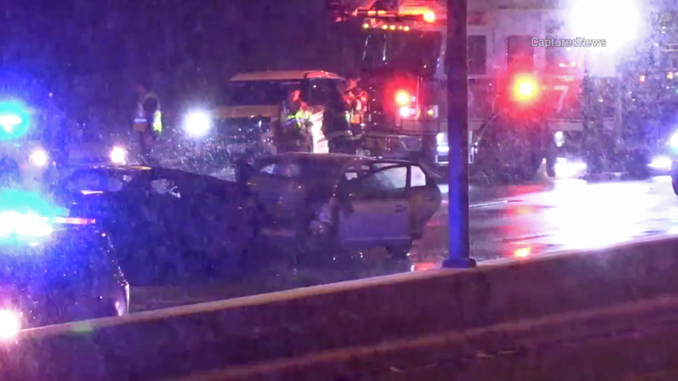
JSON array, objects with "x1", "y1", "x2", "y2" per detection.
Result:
[{"x1": 553, "y1": 85, "x2": 569, "y2": 113}]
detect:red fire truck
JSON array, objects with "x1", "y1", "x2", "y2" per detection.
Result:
[{"x1": 329, "y1": 0, "x2": 594, "y2": 180}]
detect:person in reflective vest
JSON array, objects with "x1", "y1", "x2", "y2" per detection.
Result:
[
  {"x1": 275, "y1": 89, "x2": 313, "y2": 153},
  {"x1": 344, "y1": 77, "x2": 367, "y2": 138},
  {"x1": 323, "y1": 87, "x2": 356, "y2": 154},
  {"x1": 134, "y1": 80, "x2": 162, "y2": 164}
]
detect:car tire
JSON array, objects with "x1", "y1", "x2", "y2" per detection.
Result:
[
  {"x1": 673, "y1": 177, "x2": 678, "y2": 196},
  {"x1": 386, "y1": 241, "x2": 412, "y2": 260}
]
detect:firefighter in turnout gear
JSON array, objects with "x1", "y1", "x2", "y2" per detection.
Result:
[
  {"x1": 324, "y1": 87, "x2": 356, "y2": 154},
  {"x1": 275, "y1": 89, "x2": 313, "y2": 153},
  {"x1": 134, "y1": 80, "x2": 162, "y2": 164}
]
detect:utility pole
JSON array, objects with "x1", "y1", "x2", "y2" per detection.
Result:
[{"x1": 443, "y1": 0, "x2": 476, "y2": 268}]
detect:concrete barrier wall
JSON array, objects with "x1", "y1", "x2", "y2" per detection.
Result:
[
  {"x1": 180, "y1": 296, "x2": 678, "y2": 380},
  {"x1": 4, "y1": 235, "x2": 678, "y2": 380}
]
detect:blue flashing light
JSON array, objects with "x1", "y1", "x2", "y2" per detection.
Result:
[
  {"x1": 0, "y1": 212, "x2": 53, "y2": 238},
  {"x1": 0, "y1": 101, "x2": 29, "y2": 140},
  {"x1": 0, "y1": 190, "x2": 64, "y2": 216},
  {"x1": 0, "y1": 190, "x2": 69, "y2": 240}
]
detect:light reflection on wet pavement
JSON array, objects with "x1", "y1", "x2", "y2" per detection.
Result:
[
  {"x1": 132, "y1": 176, "x2": 678, "y2": 311},
  {"x1": 416, "y1": 176, "x2": 678, "y2": 265}
]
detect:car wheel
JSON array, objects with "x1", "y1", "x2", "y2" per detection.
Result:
[{"x1": 386, "y1": 241, "x2": 413, "y2": 260}]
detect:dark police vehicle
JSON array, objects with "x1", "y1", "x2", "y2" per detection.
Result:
[{"x1": 0, "y1": 190, "x2": 128, "y2": 339}]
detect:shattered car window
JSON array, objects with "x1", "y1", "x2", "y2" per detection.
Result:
[{"x1": 352, "y1": 166, "x2": 407, "y2": 197}]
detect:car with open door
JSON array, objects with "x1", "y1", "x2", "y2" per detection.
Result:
[
  {"x1": 245, "y1": 153, "x2": 441, "y2": 261},
  {"x1": 49, "y1": 166, "x2": 256, "y2": 284}
]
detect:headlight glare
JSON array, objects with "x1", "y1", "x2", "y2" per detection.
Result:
[
  {"x1": 0, "y1": 310, "x2": 21, "y2": 340},
  {"x1": 184, "y1": 111, "x2": 211, "y2": 138},
  {"x1": 29, "y1": 150, "x2": 48, "y2": 167},
  {"x1": 670, "y1": 133, "x2": 678, "y2": 148},
  {"x1": 110, "y1": 146, "x2": 126, "y2": 164}
]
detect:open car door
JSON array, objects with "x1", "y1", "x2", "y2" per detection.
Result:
[{"x1": 337, "y1": 162, "x2": 412, "y2": 249}]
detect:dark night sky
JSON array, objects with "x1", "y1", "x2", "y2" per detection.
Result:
[
  {"x1": 2, "y1": 0, "x2": 359, "y2": 81},
  {"x1": 0, "y1": 0, "x2": 363, "y2": 123}
]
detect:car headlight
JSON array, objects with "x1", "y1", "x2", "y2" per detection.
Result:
[
  {"x1": 0, "y1": 310, "x2": 21, "y2": 340},
  {"x1": 184, "y1": 111, "x2": 211, "y2": 138},
  {"x1": 110, "y1": 146, "x2": 126, "y2": 164},
  {"x1": 649, "y1": 156, "x2": 671, "y2": 170},
  {"x1": 671, "y1": 133, "x2": 678, "y2": 149},
  {"x1": 29, "y1": 149, "x2": 48, "y2": 167}
]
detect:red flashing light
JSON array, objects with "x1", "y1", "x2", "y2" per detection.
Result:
[
  {"x1": 423, "y1": 11, "x2": 435, "y2": 23},
  {"x1": 514, "y1": 247, "x2": 531, "y2": 258},
  {"x1": 512, "y1": 74, "x2": 538, "y2": 102},
  {"x1": 395, "y1": 90, "x2": 410, "y2": 106}
]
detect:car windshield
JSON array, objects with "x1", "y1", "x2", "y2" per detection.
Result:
[
  {"x1": 362, "y1": 31, "x2": 442, "y2": 77},
  {"x1": 220, "y1": 80, "x2": 304, "y2": 106}
]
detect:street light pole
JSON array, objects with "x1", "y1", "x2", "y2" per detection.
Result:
[{"x1": 443, "y1": 0, "x2": 476, "y2": 268}]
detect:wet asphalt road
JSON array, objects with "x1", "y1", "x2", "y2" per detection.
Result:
[{"x1": 131, "y1": 175, "x2": 678, "y2": 312}]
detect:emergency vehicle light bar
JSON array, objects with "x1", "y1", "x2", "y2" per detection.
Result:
[
  {"x1": 363, "y1": 22, "x2": 411, "y2": 31},
  {"x1": 356, "y1": 9, "x2": 429, "y2": 22}
]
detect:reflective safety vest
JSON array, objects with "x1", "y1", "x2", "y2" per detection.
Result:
[
  {"x1": 345, "y1": 89, "x2": 367, "y2": 124},
  {"x1": 133, "y1": 93, "x2": 163, "y2": 134},
  {"x1": 349, "y1": 110, "x2": 362, "y2": 124},
  {"x1": 280, "y1": 101, "x2": 311, "y2": 135}
]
